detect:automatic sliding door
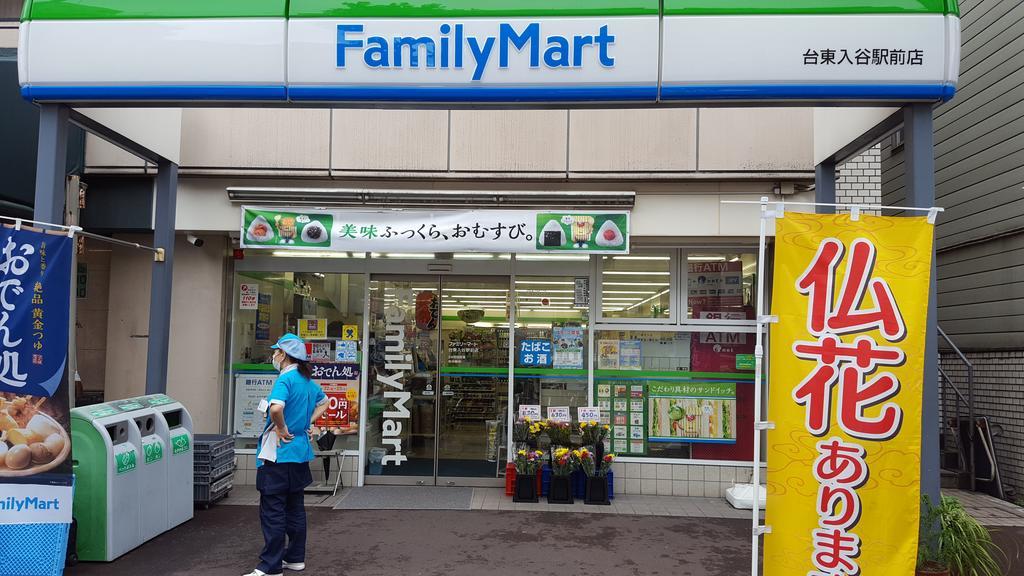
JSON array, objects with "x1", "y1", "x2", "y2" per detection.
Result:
[
  {"x1": 365, "y1": 276, "x2": 439, "y2": 483},
  {"x1": 437, "y1": 277, "x2": 510, "y2": 484}
]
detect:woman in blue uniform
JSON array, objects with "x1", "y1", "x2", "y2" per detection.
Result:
[{"x1": 245, "y1": 334, "x2": 327, "y2": 576}]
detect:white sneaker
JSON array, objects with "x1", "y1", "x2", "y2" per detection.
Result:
[
  {"x1": 242, "y1": 570, "x2": 282, "y2": 576},
  {"x1": 283, "y1": 561, "x2": 306, "y2": 571}
]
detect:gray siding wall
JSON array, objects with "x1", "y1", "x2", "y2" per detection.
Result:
[{"x1": 882, "y1": 0, "x2": 1024, "y2": 350}]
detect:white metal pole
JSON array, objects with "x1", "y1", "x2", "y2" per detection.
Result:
[
  {"x1": 357, "y1": 272, "x2": 371, "y2": 487},
  {"x1": 751, "y1": 197, "x2": 770, "y2": 576}
]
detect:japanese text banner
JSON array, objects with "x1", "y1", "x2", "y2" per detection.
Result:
[
  {"x1": 764, "y1": 213, "x2": 933, "y2": 576},
  {"x1": 240, "y1": 207, "x2": 629, "y2": 254}
]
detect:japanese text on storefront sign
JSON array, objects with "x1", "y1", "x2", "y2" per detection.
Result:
[
  {"x1": 803, "y1": 49, "x2": 924, "y2": 66},
  {"x1": 310, "y1": 363, "x2": 359, "y2": 380},
  {"x1": 337, "y1": 222, "x2": 534, "y2": 242},
  {"x1": 519, "y1": 339, "x2": 552, "y2": 367},
  {"x1": 1, "y1": 238, "x2": 36, "y2": 387},
  {"x1": 792, "y1": 238, "x2": 906, "y2": 575}
]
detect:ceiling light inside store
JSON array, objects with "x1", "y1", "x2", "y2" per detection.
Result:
[
  {"x1": 603, "y1": 282, "x2": 670, "y2": 287},
  {"x1": 516, "y1": 254, "x2": 590, "y2": 261},
  {"x1": 626, "y1": 289, "x2": 670, "y2": 311},
  {"x1": 514, "y1": 281, "x2": 574, "y2": 286},
  {"x1": 453, "y1": 253, "x2": 497, "y2": 259},
  {"x1": 384, "y1": 253, "x2": 436, "y2": 259},
  {"x1": 688, "y1": 256, "x2": 727, "y2": 262},
  {"x1": 271, "y1": 250, "x2": 349, "y2": 258},
  {"x1": 603, "y1": 271, "x2": 671, "y2": 276},
  {"x1": 612, "y1": 256, "x2": 670, "y2": 260}
]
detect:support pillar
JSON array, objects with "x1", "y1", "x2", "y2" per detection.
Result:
[
  {"x1": 904, "y1": 103, "x2": 940, "y2": 508},
  {"x1": 145, "y1": 161, "x2": 178, "y2": 395},
  {"x1": 814, "y1": 160, "x2": 837, "y2": 214},
  {"x1": 33, "y1": 104, "x2": 69, "y2": 223}
]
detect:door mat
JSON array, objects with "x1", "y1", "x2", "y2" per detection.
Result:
[{"x1": 334, "y1": 486, "x2": 474, "y2": 510}]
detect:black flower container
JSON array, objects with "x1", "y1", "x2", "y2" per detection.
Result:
[
  {"x1": 548, "y1": 475, "x2": 574, "y2": 504},
  {"x1": 513, "y1": 471, "x2": 539, "y2": 503},
  {"x1": 585, "y1": 476, "x2": 611, "y2": 505}
]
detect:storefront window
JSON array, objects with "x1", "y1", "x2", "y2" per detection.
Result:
[
  {"x1": 686, "y1": 252, "x2": 757, "y2": 320},
  {"x1": 230, "y1": 271, "x2": 365, "y2": 451},
  {"x1": 513, "y1": 276, "x2": 589, "y2": 418},
  {"x1": 599, "y1": 253, "x2": 673, "y2": 320},
  {"x1": 593, "y1": 328, "x2": 754, "y2": 461}
]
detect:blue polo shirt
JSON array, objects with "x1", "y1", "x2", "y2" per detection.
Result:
[{"x1": 257, "y1": 365, "x2": 326, "y2": 467}]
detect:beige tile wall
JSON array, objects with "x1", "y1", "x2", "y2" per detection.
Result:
[{"x1": 233, "y1": 453, "x2": 359, "y2": 490}]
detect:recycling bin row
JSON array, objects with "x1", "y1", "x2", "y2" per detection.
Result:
[{"x1": 70, "y1": 394, "x2": 194, "y2": 562}]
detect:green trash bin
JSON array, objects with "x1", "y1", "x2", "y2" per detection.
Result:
[
  {"x1": 70, "y1": 403, "x2": 143, "y2": 562},
  {"x1": 141, "y1": 394, "x2": 194, "y2": 530}
]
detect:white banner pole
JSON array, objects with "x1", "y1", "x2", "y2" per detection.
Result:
[{"x1": 750, "y1": 196, "x2": 771, "y2": 576}]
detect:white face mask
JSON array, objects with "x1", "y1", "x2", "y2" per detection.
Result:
[{"x1": 272, "y1": 351, "x2": 283, "y2": 372}]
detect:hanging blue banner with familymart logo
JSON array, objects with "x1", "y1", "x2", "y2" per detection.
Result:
[{"x1": 0, "y1": 226, "x2": 74, "y2": 526}]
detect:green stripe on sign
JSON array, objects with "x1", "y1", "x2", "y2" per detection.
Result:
[
  {"x1": 25, "y1": 0, "x2": 287, "y2": 20},
  {"x1": 664, "y1": 0, "x2": 955, "y2": 15},
  {"x1": 289, "y1": 0, "x2": 658, "y2": 18}
]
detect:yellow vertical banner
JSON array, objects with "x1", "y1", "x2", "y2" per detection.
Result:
[{"x1": 764, "y1": 213, "x2": 933, "y2": 575}]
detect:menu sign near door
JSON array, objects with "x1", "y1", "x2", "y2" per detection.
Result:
[{"x1": 311, "y1": 363, "x2": 360, "y2": 434}]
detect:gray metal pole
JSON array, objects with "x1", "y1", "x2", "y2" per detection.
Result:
[
  {"x1": 814, "y1": 160, "x2": 837, "y2": 214},
  {"x1": 33, "y1": 104, "x2": 69, "y2": 223},
  {"x1": 904, "y1": 103, "x2": 940, "y2": 508},
  {"x1": 145, "y1": 161, "x2": 178, "y2": 395}
]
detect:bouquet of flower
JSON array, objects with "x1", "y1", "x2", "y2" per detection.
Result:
[
  {"x1": 578, "y1": 448, "x2": 615, "y2": 477},
  {"x1": 551, "y1": 447, "x2": 577, "y2": 476},
  {"x1": 513, "y1": 449, "x2": 544, "y2": 476},
  {"x1": 579, "y1": 420, "x2": 610, "y2": 447},
  {"x1": 545, "y1": 419, "x2": 572, "y2": 447},
  {"x1": 513, "y1": 417, "x2": 546, "y2": 447}
]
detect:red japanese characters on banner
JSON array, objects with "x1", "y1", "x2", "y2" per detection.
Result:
[{"x1": 766, "y1": 213, "x2": 932, "y2": 576}]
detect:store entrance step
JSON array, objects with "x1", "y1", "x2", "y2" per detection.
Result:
[{"x1": 333, "y1": 486, "x2": 473, "y2": 510}]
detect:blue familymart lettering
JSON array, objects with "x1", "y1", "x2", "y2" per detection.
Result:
[
  {"x1": 337, "y1": 22, "x2": 616, "y2": 81},
  {"x1": 0, "y1": 495, "x2": 62, "y2": 512}
]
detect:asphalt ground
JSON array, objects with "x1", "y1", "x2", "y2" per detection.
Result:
[{"x1": 66, "y1": 506, "x2": 753, "y2": 576}]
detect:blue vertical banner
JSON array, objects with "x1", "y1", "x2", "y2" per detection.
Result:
[{"x1": 0, "y1": 227, "x2": 74, "y2": 525}]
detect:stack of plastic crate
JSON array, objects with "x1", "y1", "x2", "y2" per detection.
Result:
[{"x1": 193, "y1": 434, "x2": 235, "y2": 509}]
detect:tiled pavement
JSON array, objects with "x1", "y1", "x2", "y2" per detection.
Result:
[
  {"x1": 944, "y1": 488, "x2": 1024, "y2": 527},
  {"x1": 223, "y1": 484, "x2": 754, "y2": 519}
]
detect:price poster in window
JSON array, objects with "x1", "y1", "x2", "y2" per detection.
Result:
[
  {"x1": 597, "y1": 379, "x2": 646, "y2": 455},
  {"x1": 310, "y1": 363, "x2": 361, "y2": 434}
]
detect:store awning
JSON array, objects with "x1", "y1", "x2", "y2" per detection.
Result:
[{"x1": 227, "y1": 187, "x2": 635, "y2": 209}]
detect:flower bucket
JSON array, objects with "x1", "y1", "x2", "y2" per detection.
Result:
[
  {"x1": 513, "y1": 471, "x2": 539, "y2": 503},
  {"x1": 548, "y1": 475, "x2": 574, "y2": 504},
  {"x1": 585, "y1": 475, "x2": 611, "y2": 505}
]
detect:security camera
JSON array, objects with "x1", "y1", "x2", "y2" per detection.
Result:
[{"x1": 186, "y1": 234, "x2": 204, "y2": 248}]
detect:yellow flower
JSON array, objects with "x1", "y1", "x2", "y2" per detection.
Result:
[
  {"x1": 524, "y1": 416, "x2": 532, "y2": 423},
  {"x1": 590, "y1": 420, "x2": 597, "y2": 426},
  {"x1": 517, "y1": 450, "x2": 526, "y2": 456},
  {"x1": 603, "y1": 424, "x2": 610, "y2": 430}
]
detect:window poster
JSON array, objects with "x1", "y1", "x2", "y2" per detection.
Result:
[
  {"x1": 618, "y1": 340, "x2": 642, "y2": 370},
  {"x1": 256, "y1": 293, "x2": 272, "y2": 342},
  {"x1": 552, "y1": 324, "x2": 584, "y2": 369},
  {"x1": 597, "y1": 340, "x2": 620, "y2": 370},
  {"x1": 310, "y1": 363, "x2": 361, "y2": 435},
  {"x1": 647, "y1": 382, "x2": 736, "y2": 444},
  {"x1": 688, "y1": 260, "x2": 744, "y2": 310},
  {"x1": 598, "y1": 378, "x2": 647, "y2": 455}
]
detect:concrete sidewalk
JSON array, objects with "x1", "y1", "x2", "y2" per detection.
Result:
[{"x1": 66, "y1": 506, "x2": 754, "y2": 576}]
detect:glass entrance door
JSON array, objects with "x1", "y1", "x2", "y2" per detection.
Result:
[{"x1": 366, "y1": 275, "x2": 509, "y2": 486}]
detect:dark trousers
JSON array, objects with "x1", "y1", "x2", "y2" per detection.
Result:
[{"x1": 256, "y1": 462, "x2": 312, "y2": 574}]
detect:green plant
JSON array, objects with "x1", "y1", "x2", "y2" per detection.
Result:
[
  {"x1": 579, "y1": 420, "x2": 610, "y2": 447},
  {"x1": 919, "y1": 495, "x2": 1004, "y2": 576},
  {"x1": 512, "y1": 417, "x2": 545, "y2": 447},
  {"x1": 544, "y1": 420, "x2": 572, "y2": 447}
]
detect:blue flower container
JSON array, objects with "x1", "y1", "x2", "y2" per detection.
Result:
[{"x1": 540, "y1": 464, "x2": 552, "y2": 496}]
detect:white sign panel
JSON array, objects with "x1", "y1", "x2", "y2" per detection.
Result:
[
  {"x1": 239, "y1": 283, "x2": 259, "y2": 310},
  {"x1": 241, "y1": 207, "x2": 630, "y2": 254},
  {"x1": 233, "y1": 373, "x2": 276, "y2": 438},
  {"x1": 0, "y1": 484, "x2": 73, "y2": 525},
  {"x1": 547, "y1": 406, "x2": 571, "y2": 422},
  {"x1": 578, "y1": 406, "x2": 601, "y2": 422},
  {"x1": 518, "y1": 404, "x2": 542, "y2": 420}
]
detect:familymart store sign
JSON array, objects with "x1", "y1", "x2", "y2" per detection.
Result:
[{"x1": 18, "y1": 0, "x2": 959, "y2": 104}]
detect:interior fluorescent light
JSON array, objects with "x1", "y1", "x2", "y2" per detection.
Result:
[
  {"x1": 612, "y1": 256, "x2": 670, "y2": 260},
  {"x1": 603, "y1": 282, "x2": 670, "y2": 286},
  {"x1": 271, "y1": 250, "x2": 348, "y2": 258},
  {"x1": 688, "y1": 256, "x2": 727, "y2": 262},
  {"x1": 517, "y1": 254, "x2": 591, "y2": 261},
  {"x1": 515, "y1": 281, "x2": 575, "y2": 286},
  {"x1": 603, "y1": 271, "x2": 671, "y2": 276},
  {"x1": 384, "y1": 253, "x2": 436, "y2": 259},
  {"x1": 453, "y1": 254, "x2": 496, "y2": 260},
  {"x1": 603, "y1": 290, "x2": 656, "y2": 295},
  {"x1": 626, "y1": 289, "x2": 670, "y2": 311}
]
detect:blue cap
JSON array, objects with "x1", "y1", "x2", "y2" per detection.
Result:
[{"x1": 271, "y1": 333, "x2": 307, "y2": 362}]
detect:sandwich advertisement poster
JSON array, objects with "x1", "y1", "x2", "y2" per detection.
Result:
[{"x1": 241, "y1": 207, "x2": 629, "y2": 254}]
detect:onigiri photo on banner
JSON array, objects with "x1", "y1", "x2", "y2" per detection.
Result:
[
  {"x1": 240, "y1": 208, "x2": 629, "y2": 254},
  {"x1": 764, "y1": 212, "x2": 934, "y2": 576}
]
